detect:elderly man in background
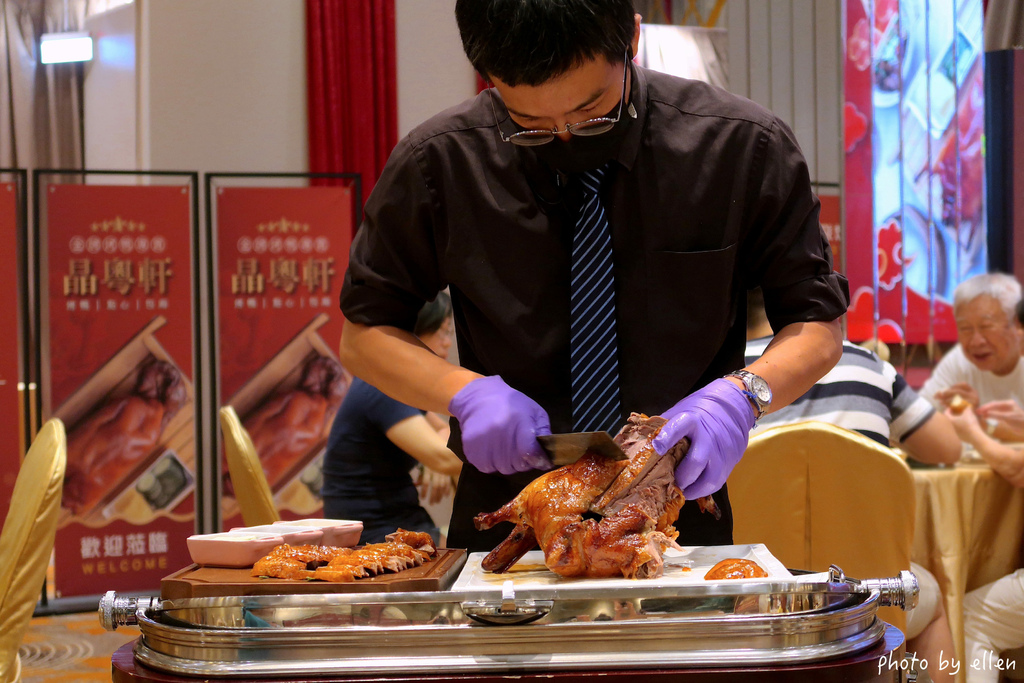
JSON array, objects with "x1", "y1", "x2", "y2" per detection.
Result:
[{"x1": 921, "y1": 273, "x2": 1024, "y2": 440}]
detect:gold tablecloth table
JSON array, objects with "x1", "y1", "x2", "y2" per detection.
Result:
[{"x1": 912, "y1": 462, "x2": 1024, "y2": 677}]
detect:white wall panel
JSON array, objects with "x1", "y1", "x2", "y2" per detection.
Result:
[
  {"x1": 84, "y1": 3, "x2": 137, "y2": 170},
  {"x1": 726, "y1": 0, "x2": 750, "y2": 99},
  {"x1": 724, "y1": 0, "x2": 842, "y2": 187},
  {"x1": 746, "y1": 1, "x2": 773, "y2": 110},
  {"x1": 395, "y1": 0, "x2": 477, "y2": 138},
  {"x1": 142, "y1": 0, "x2": 308, "y2": 173},
  {"x1": 814, "y1": 0, "x2": 842, "y2": 186},
  {"x1": 791, "y1": 0, "x2": 818, "y2": 180},
  {"x1": 769, "y1": 0, "x2": 794, "y2": 127}
]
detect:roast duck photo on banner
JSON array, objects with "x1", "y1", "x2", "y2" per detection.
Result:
[
  {"x1": 55, "y1": 315, "x2": 195, "y2": 526},
  {"x1": 222, "y1": 313, "x2": 350, "y2": 519}
]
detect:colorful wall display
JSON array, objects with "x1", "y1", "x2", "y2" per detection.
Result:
[
  {"x1": 844, "y1": 0, "x2": 987, "y2": 343},
  {"x1": 213, "y1": 185, "x2": 354, "y2": 528},
  {"x1": 43, "y1": 183, "x2": 197, "y2": 596},
  {"x1": 0, "y1": 182, "x2": 23, "y2": 525}
]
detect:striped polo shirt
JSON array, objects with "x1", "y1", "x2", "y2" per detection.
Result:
[{"x1": 744, "y1": 337, "x2": 935, "y2": 447}]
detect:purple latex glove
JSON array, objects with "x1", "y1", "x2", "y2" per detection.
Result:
[
  {"x1": 652, "y1": 378, "x2": 756, "y2": 499},
  {"x1": 448, "y1": 376, "x2": 552, "y2": 475}
]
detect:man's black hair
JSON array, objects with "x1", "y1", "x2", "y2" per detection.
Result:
[
  {"x1": 414, "y1": 291, "x2": 453, "y2": 337},
  {"x1": 455, "y1": 0, "x2": 636, "y2": 86}
]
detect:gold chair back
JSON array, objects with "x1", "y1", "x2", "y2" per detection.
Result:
[
  {"x1": 219, "y1": 406, "x2": 280, "y2": 527},
  {"x1": 729, "y1": 421, "x2": 916, "y2": 631},
  {"x1": 0, "y1": 418, "x2": 67, "y2": 683}
]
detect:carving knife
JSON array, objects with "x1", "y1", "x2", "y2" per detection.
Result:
[{"x1": 537, "y1": 431, "x2": 630, "y2": 467}]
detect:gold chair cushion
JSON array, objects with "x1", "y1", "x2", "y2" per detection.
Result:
[
  {"x1": 219, "y1": 406, "x2": 279, "y2": 527},
  {"x1": 0, "y1": 419, "x2": 67, "y2": 682}
]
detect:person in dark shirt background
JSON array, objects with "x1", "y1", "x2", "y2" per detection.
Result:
[
  {"x1": 337, "y1": 0, "x2": 848, "y2": 551},
  {"x1": 322, "y1": 292, "x2": 462, "y2": 545}
]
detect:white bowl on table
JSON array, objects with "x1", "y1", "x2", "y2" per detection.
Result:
[
  {"x1": 186, "y1": 531, "x2": 287, "y2": 568},
  {"x1": 229, "y1": 524, "x2": 324, "y2": 546},
  {"x1": 271, "y1": 519, "x2": 363, "y2": 547}
]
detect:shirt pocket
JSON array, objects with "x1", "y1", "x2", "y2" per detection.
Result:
[{"x1": 646, "y1": 242, "x2": 739, "y2": 351}]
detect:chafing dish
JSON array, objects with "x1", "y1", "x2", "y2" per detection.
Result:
[{"x1": 100, "y1": 565, "x2": 917, "y2": 677}]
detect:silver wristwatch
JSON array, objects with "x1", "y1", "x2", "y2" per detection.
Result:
[{"x1": 726, "y1": 370, "x2": 772, "y2": 420}]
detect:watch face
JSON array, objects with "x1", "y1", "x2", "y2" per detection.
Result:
[{"x1": 749, "y1": 375, "x2": 772, "y2": 403}]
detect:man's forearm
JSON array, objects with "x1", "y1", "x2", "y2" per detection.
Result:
[
  {"x1": 742, "y1": 318, "x2": 843, "y2": 414},
  {"x1": 339, "y1": 319, "x2": 481, "y2": 414}
]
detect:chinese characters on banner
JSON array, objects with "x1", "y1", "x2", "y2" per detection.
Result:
[
  {"x1": 844, "y1": 0, "x2": 986, "y2": 343},
  {"x1": 45, "y1": 184, "x2": 196, "y2": 596},
  {"x1": 215, "y1": 186, "x2": 353, "y2": 528},
  {"x1": 0, "y1": 183, "x2": 21, "y2": 525}
]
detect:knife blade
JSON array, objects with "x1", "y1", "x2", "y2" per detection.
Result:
[{"x1": 537, "y1": 432, "x2": 630, "y2": 467}]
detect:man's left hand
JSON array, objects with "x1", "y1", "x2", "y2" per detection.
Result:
[{"x1": 652, "y1": 378, "x2": 756, "y2": 499}]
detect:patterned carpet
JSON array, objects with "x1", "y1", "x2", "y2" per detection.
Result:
[{"x1": 19, "y1": 612, "x2": 140, "y2": 682}]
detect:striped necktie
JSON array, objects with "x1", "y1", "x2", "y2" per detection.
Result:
[{"x1": 570, "y1": 164, "x2": 621, "y2": 433}]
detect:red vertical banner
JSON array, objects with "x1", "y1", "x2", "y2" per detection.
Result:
[
  {"x1": 44, "y1": 183, "x2": 197, "y2": 597},
  {"x1": 0, "y1": 183, "x2": 22, "y2": 525},
  {"x1": 844, "y1": 0, "x2": 877, "y2": 341},
  {"x1": 818, "y1": 191, "x2": 843, "y2": 274},
  {"x1": 214, "y1": 186, "x2": 353, "y2": 528}
]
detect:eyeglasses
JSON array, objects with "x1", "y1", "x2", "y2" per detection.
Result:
[
  {"x1": 956, "y1": 320, "x2": 1012, "y2": 338},
  {"x1": 488, "y1": 48, "x2": 630, "y2": 147}
]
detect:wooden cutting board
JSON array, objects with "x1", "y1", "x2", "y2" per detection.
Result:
[{"x1": 160, "y1": 548, "x2": 466, "y2": 600}]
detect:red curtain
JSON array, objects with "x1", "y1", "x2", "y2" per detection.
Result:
[{"x1": 307, "y1": 0, "x2": 398, "y2": 219}]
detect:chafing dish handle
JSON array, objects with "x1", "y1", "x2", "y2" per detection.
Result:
[
  {"x1": 861, "y1": 570, "x2": 920, "y2": 611},
  {"x1": 462, "y1": 579, "x2": 553, "y2": 626},
  {"x1": 462, "y1": 599, "x2": 553, "y2": 626},
  {"x1": 829, "y1": 566, "x2": 920, "y2": 611},
  {"x1": 99, "y1": 591, "x2": 161, "y2": 631}
]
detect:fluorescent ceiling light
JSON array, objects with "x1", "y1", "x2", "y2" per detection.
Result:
[{"x1": 40, "y1": 32, "x2": 93, "y2": 64}]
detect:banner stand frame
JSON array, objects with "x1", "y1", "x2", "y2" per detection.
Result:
[
  {"x1": 0, "y1": 169, "x2": 30, "y2": 466},
  {"x1": 203, "y1": 171, "x2": 361, "y2": 533},
  {"x1": 0, "y1": 169, "x2": 40, "y2": 607},
  {"x1": 31, "y1": 169, "x2": 200, "y2": 614}
]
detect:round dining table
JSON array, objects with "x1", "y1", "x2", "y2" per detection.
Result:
[{"x1": 911, "y1": 459, "x2": 1024, "y2": 678}]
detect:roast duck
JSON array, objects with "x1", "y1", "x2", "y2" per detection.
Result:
[
  {"x1": 225, "y1": 356, "x2": 348, "y2": 495},
  {"x1": 252, "y1": 529, "x2": 437, "y2": 583},
  {"x1": 63, "y1": 359, "x2": 187, "y2": 515},
  {"x1": 475, "y1": 412, "x2": 720, "y2": 579}
]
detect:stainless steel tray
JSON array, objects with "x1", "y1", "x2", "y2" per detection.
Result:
[
  {"x1": 454, "y1": 545, "x2": 793, "y2": 593},
  {"x1": 100, "y1": 567, "x2": 917, "y2": 677}
]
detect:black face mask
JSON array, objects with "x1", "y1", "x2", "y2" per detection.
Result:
[{"x1": 531, "y1": 110, "x2": 633, "y2": 174}]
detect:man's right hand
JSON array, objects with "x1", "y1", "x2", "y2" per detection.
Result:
[
  {"x1": 448, "y1": 376, "x2": 552, "y2": 475},
  {"x1": 936, "y1": 383, "x2": 980, "y2": 410}
]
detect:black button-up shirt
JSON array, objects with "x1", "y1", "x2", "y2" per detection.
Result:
[{"x1": 341, "y1": 65, "x2": 849, "y2": 551}]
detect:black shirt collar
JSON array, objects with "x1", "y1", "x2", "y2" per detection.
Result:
[{"x1": 614, "y1": 61, "x2": 647, "y2": 172}]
